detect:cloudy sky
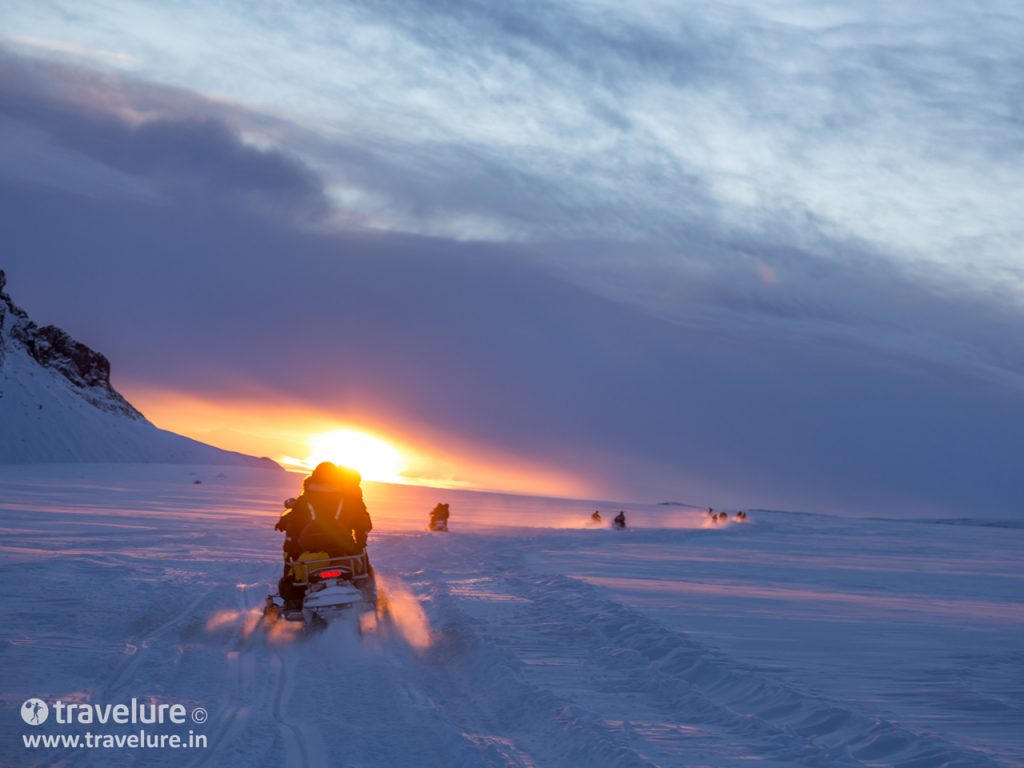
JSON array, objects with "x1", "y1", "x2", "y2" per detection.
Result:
[{"x1": 2, "y1": 1, "x2": 1022, "y2": 515}]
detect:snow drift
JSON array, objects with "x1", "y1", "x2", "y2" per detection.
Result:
[{"x1": 0, "y1": 270, "x2": 278, "y2": 469}]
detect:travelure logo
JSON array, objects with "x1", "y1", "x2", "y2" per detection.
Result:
[
  {"x1": 18, "y1": 696, "x2": 209, "y2": 752},
  {"x1": 21, "y1": 700, "x2": 49, "y2": 726},
  {"x1": 19, "y1": 697, "x2": 207, "y2": 726}
]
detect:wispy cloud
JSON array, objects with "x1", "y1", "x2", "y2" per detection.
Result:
[
  {"x1": 1, "y1": 4, "x2": 1023, "y2": 516},
  {"x1": 2, "y1": 33, "x2": 135, "y2": 67},
  {"x1": 0, "y1": 52, "x2": 328, "y2": 221},
  {"x1": 2, "y1": 0, "x2": 1020, "y2": 288}
]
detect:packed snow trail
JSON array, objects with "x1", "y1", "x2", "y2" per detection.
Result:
[{"x1": 1, "y1": 465, "x2": 1021, "y2": 767}]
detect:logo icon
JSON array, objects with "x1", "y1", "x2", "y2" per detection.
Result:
[{"x1": 21, "y1": 699, "x2": 49, "y2": 726}]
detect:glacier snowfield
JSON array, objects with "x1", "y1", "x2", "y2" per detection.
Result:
[{"x1": 0, "y1": 465, "x2": 1021, "y2": 767}]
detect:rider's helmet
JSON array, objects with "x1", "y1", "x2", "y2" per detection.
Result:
[
  {"x1": 337, "y1": 465, "x2": 362, "y2": 488},
  {"x1": 310, "y1": 462, "x2": 338, "y2": 482}
]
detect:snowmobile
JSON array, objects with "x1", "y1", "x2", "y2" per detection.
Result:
[
  {"x1": 264, "y1": 550, "x2": 376, "y2": 631},
  {"x1": 428, "y1": 502, "x2": 450, "y2": 532},
  {"x1": 612, "y1": 511, "x2": 627, "y2": 529}
]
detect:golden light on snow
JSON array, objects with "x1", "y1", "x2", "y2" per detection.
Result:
[{"x1": 286, "y1": 429, "x2": 406, "y2": 483}]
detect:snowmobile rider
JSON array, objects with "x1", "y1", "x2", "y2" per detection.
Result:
[
  {"x1": 274, "y1": 462, "x2": 373, "y2": 605},
  {"x1": 429, "y1": 502, "x2": 450, "y2": 529},
  {"x1": 591, "y1": 510, "x2": 602, "y2": 522},
  {"x1": 613, "y1": 510, "x2": 627, "y2": 529}
]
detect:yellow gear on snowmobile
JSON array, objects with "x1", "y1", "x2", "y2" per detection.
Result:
[{"x1": 288, "y1": 551, "x2": 331, "y2": 582}]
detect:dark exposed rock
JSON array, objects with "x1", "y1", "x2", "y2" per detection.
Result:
[
  {"x1": 0, "y1": 270, "x2": 280, "y2": 469},
  {"x1": 0, "y1": 269, "x2": 145, "y2": 420}
]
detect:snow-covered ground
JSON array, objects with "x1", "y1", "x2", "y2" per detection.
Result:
[{"x1": 1, "y1": 464, "x2": 1020, "y2": 767}]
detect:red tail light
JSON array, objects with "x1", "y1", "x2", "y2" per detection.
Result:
[{"x1": 317, "y1": 569, "x2": 344, "y2": 579}]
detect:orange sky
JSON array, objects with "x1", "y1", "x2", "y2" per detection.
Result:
[{"x1": 124, "y1": 384, "x2": 588, "y2": 498}]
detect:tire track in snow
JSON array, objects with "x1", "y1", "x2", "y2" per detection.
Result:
[
  {"x1": 298, "y1": 616, "x2": 483, "y2": 768},
  {"x1": 184, "y1": 571, "x2": 327, "y2": 768},
  {"x1": 380, "y1": 573, "x2": 661, "y2": 767},
  {"x1": 189, "y1": 577, "x2": 274, "y2": 768},
  {"x1": 103, "y1": 586, "x2": 218, "y2": 700},
  {"x1": 56, "y1": 585, "x2": 221, "y2": 768},
  {"x1": 566, "y1": 571, "x2": 1003, "y2": 768},
  {"x1": 391, "y1": 534, "x2": 1006, "y2": 768},
  {"x1": 267, "y1": 615, "x2": 329, "y2": 767},
  {"x1": 271, "y1": 649, "x2": 311, "y2": 767},
  {"x1": 485, "y1": 569, "x2": 1005, "y2": 767},
  {"x1": 423, "y1": 621, "x2": 660, "y2": 768}
]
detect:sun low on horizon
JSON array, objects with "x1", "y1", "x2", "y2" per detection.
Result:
[
  {"x1": 279, "y1": 428, "x2": 407, "y2": 483},
  {"x1": 120, "y1": 386, "x2": 588, "y2": 496}
]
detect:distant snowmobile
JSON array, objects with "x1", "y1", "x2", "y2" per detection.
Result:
[
  {"x1": 612, "y1": 511, "x2": 627, "y2": 529},
  {"x1": 591, "y1": 510, "x2": 602, "y2": 523},
  {"x1": 264, "y1": 551, "x2": 376, "y2": 631},
  {"x1": 428, "y1": 503, "x2": 450, "y2": 532}
]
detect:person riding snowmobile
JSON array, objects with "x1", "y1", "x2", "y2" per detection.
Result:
[
  {"x1": 591, "y1": 510, "x2": 602, "y2": 522},
  {"x1": 429, "y1": 502, "x2": 450, "y2": 531},
  {"x1": 613, "y1": 510, "x2": 627, "y2": 529},
  {"x1": 274, "y1": 462, "x2": 373, "y2": 606}
]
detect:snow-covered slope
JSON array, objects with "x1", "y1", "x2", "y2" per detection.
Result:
[{"x1": 0, "y1": 271, "x2": 278, "y2": 469}]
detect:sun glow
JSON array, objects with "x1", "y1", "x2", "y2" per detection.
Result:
[
  {"x1": 286, "y1": 429, "x2": 406, "y2": 483},
  {"x1": 127, "y1": 389, "x2": 589, "y2": 495}
]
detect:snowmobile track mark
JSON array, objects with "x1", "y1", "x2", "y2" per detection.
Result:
[
  {"x1": 270, "y1": 638, "x2": 330, "y2": 768},
  {"x1": 405, "y1": 589, "x2": 660, "y2": 768},
  {"x1": 271, "y1": 650, "x2": 312, "y2": 768},
  {"x1": 411, "y1": 534, "x2": 1004, "y2": 768},
  {"x1": 58, "y1": 585, "x2": 221, "y2": 768},
  {"x1": 103, "y1": 585, "x2": 218, "y2": 699},
  {"x1": 485, "y1": 569, "x2": 1004, "y2": 767},
  {"x1": 189, "y1": 576, "x2": 270, "y2": 768}
]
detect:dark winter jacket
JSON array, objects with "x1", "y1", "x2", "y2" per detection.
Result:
[
  {"x1": 275, "y1": 476, "x2": 372, "y2": 558},
  {"x1": 278, "y1": 462, "x2": 374, "y2": 552},
  {"x1": 275, "y1": 503, "x2": 307, "y2": 558},
  {"x1": 429, "y1": 503, "x2": 450, "y2": 524}
]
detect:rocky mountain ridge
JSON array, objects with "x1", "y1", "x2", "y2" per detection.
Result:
[
  {"x1": 0, "y1": 270, "x2": 279, "y2": 469},
  {"x1": 1, "y1": 270, "x2": 143, "y2": 419}
]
